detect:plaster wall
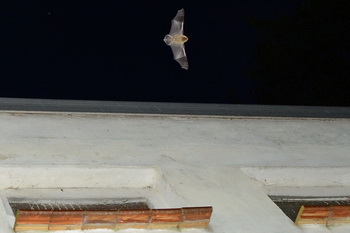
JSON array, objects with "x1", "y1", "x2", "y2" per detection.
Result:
[{"x1": 0, "y1": 111, "x2": 350, "y2": 233}]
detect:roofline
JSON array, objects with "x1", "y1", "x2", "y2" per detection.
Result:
[{"x1": 0, "y1": 97, "x2": 349, "y2": 118}]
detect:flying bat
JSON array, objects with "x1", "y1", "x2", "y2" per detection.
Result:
[{"x1": 163, "y1": 8, "x2": 189, "y2": 70}]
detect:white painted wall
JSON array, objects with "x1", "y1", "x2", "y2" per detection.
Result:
[{"x1": 0, "y1": 111, "x2": 350, "y2": 233}]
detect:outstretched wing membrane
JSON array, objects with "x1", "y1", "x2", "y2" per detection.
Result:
[
  {"x1": 170, "y1": 9, "x2": 185, "y2": 35},
  {"x1": 170, "y1": 44, "x2": 188, "y2": 70}
]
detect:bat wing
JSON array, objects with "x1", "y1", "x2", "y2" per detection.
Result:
[
  {"x1": 170, "y1": 43, "x2": 188, "y2": 70},
  {"x1": 170, "y1": 8, "x2": 185, "y2": 35}
]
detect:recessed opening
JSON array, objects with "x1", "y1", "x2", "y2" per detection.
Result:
[
  {"x1": 9, "y1": 198, "x2": 150, "y2": 214},
  {"x1": 269, "y1": 195, "x2": 350, "y2": 222}
]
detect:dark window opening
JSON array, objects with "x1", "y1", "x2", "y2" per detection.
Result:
[{"x1": 9, "y1": 198, "x2": 149, "y2": 214}]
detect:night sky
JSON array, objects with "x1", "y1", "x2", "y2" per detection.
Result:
[{"x1": 1, "y1": 1, "x2": 349, "y2": 106}]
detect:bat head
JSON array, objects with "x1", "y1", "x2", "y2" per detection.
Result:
[
  {"x1": 180, "y1": 35, "x2": 188, "y2": 43},
  {"x1": 163, "y1": 35, "x2": 173, "y2": 45}
]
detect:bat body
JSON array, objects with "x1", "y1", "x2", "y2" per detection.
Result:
[{"x1": 164, "y1": 9, "x2": 189, "y2": 70}]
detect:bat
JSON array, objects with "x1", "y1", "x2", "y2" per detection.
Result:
[{"x1": 163, "y1": 8, "x2": 189, "y2": 70}]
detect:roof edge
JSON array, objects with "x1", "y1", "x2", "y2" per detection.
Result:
[{"x1": 0, "y1": 97, "x2": 349, "y2": 118}]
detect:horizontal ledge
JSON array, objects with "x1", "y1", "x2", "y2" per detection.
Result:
[
  {"x1": 241, "y1": 167, "x2": 350, "y2": 187},
  {"x1": 0, "y1": 167, "x2": 157, "y2": 189},
  {"x1": 14, "y1": 206, "x2": 213, "y2": 231},
  {"x1": 1, "y1": 97, "x2": 350, "y2": 118}
]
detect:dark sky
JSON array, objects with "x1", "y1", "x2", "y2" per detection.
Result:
[{"x1": 2, "y1": 0, "x2": 348, "y2": 105}]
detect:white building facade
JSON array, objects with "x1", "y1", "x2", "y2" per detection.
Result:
[{"x1": 1, "y1": 98, "x2": 350, "y2": 233}]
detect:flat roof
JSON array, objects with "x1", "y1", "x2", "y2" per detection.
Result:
[{"x1": 0, "y1": 97, "x2": 349, "y2": 118}]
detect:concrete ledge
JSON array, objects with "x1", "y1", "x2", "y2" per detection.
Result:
[
  {"x1": 0, "y1": 198, "x2": 15, "y2": 233},
  {"x1": 0, "y1": 167, "x2": 157, "y2": 189},
  {"x1": 241, "y1": 167, "x2": 350, "y2": 187}
]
